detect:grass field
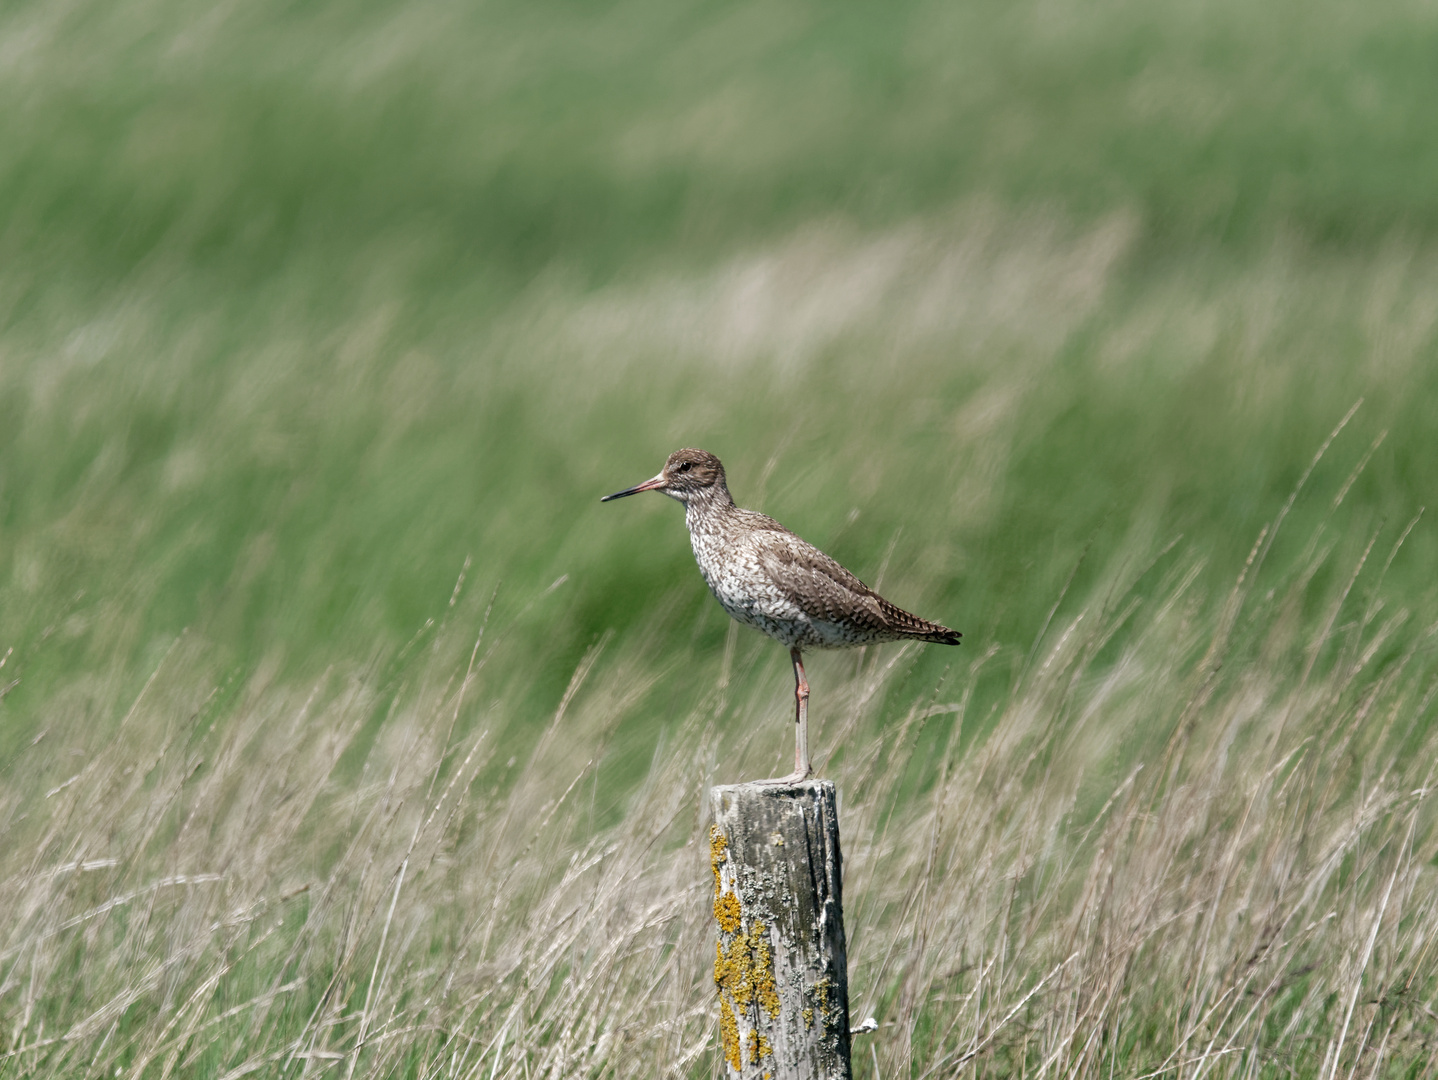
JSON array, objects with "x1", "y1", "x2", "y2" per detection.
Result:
[{"x1": 3, "y1": 0, "x2": 1438, "y2": 1075}]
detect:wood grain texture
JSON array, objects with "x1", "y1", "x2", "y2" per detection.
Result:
[{"x1": 709, "y1": 781, "x2": 853, "y2": 1080}]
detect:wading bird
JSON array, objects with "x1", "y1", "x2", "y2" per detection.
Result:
[{"x1": 603, "y1": 448, "x2": 961, "y2": 783}]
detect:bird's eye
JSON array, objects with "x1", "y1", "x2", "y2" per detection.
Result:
[{"x1": 678, "y1": 462, "x2": 692, "y2": 473}]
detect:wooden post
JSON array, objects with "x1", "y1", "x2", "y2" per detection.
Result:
[{"x1": 709, "y1": 780, "x2": 852, "y2": 1080}]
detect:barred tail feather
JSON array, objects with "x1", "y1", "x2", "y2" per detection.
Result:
[{"x1": 878, "y1": 598, "x2": 962, "y2": 645}]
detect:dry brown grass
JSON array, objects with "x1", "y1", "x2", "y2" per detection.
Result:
[{"x1": 2, "y1": 489, "x2": 1436, "y2": 1080}]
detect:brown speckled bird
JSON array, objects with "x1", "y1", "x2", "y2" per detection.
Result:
[{"x1": 602, "y1": 448, "x2": 961, "y2": 783}]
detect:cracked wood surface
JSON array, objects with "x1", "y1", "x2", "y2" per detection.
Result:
[{"x1": 709, "y1": 780, "x2": 853, "y2": 1080}]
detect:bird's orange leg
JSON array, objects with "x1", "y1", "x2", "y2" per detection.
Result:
[
  {"x1": 756, "y1": 647, "x2": 812, "y2": 785},
  {"x1": 792, "y1": 648, "x2": 810, "y2": 779}
]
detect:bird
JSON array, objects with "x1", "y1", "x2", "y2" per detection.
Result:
[{"x1": 602, "y1": 448, "x2": 961, "y2": 784}]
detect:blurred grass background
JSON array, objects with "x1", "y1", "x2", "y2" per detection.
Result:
[
  {"x1": 3, "y1": 0, "x2": 1437, "y2": 749},
  {"x1": 2, "y1": 0, "x2": 1438, "y2": 1074}
]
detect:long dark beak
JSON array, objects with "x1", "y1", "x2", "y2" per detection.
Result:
[{"x1": 601, "y1": 472, "x2": 666, "y2": 502}]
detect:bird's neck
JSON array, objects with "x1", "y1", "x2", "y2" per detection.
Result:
[{"x1": 684, "y1": 484, "x2": 736, "y2": 533}]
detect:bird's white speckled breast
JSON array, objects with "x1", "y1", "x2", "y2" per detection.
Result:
[{"x1": 686, "y1": 504, "x2": 838, "y2": 648}]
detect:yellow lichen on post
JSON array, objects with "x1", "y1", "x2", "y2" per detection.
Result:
[
  {"x1": 750, "y1": 925, "x2": 781, "y2": 1019},
  {"x1": 714, "y1": 890, "x2": 742, "y2": 933},
  {"x1": 745, "y1": 1029, "x2": 774, "y2": 1067},
  {"x1": 709, "y1": 824, "x2": 728, "y2": 893},
  {"x1": 714, "y1": 921, "x2": 781, "y2": 1018},
  {"x1": 814, "y1": 977, "x2": 830, "y2": 1016},
  {"x1": 710, "y1": 781, "x2": 853, "y2": 1078},
  {"x1": 720, "y1": 997, "x2": 742, "y2": 1072},
  {"x1": 714, "y1": 820, "x2": 771, "y2": 1075},
  {"x1": 715, "y1": 936, "x2": 751, "y2": 1008},
  {"x1": 714, "y1": 891, "x2": 784, "y2": 1077}
]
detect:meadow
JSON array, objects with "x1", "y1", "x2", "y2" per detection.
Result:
[{"x1": 2, "y1": 0, "x2": 1438, "y2": 1075}]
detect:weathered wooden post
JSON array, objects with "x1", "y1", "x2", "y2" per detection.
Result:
[{"x1": 709, "y1": 780, "x2": 852, "y2": 1080}]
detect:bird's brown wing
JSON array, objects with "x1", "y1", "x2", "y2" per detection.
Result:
[
  {"x1": 747, "y1": 519, "x2": 962, "y2": 645},
  {"x1": 748, "y1": 527, "x2": 892, "y2": 635}
]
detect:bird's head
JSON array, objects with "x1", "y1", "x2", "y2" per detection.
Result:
[{"x1": 601, "y1": 448, "x2": 728, "y2": 505}]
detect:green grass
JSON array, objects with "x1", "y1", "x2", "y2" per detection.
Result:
[{"x1": 2, "y1": 0, "x2": 1438, "y2": 1075}]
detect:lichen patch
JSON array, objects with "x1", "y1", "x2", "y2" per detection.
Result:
[
  {"x1": 750, "y1": 925, "x2": 781, "y2": 1018},
  {"x1": 711, "y1": 822, "x2": 784, "y2": 1071},
  {"x1": 715, "y1": 921, "x2": 780, "y2": 1016},
  {"x1": 714, "y1": 933, "x2": 752, "y2": 1008},
  {"x1": 709, "y1": 824, "x2": 728, "y2": 894},
  {"x1": 814, "y1": 976, "x2": 831, "y2": 1021},
  {"x1": 747, "y1": 1030, "x2": 772, "y2": 1065},
  {"x1": 719, "y1": 996, "x2": 741, "y2": 1072},
  {"x1": 714, "y1": 890, "x2": 742, "y2": 934}
]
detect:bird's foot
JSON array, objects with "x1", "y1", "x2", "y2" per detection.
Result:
[{"x1": 749, "y1": 769, "x2": 815, "y2": 787}]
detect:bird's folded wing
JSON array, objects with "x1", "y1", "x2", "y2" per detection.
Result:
[{"x1": 751, "y1": 530, "x2": 889, "y2": 631}]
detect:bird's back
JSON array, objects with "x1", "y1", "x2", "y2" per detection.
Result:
[{"x1": 687, "y1": 502, "x2": 960, "y2": 649}]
